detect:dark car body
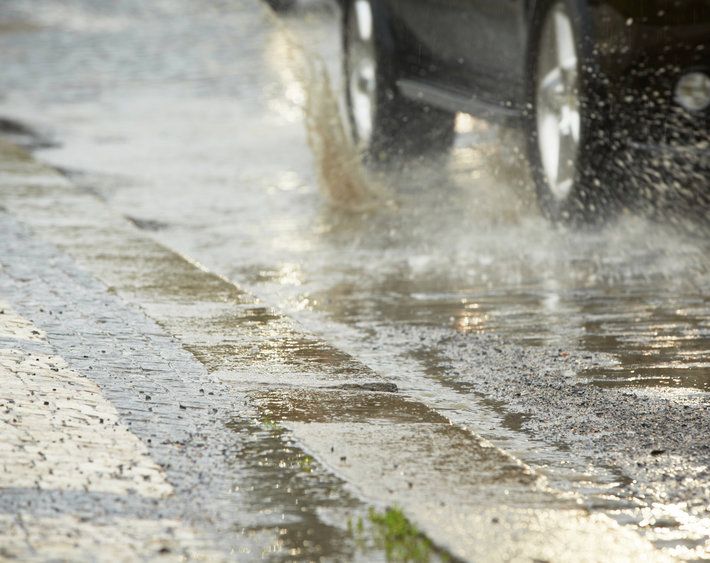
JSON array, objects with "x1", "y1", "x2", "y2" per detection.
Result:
[{"x1": 366, "y1": 0, "x2": 710, "y2": 145}]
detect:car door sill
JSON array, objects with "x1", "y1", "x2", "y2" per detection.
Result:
[{"x1": 397, "y1": 78, "x2": 522, "y2": 122}]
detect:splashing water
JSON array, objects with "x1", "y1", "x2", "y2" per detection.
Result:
[
  {"x1": 264, "y1": 4, "x2": 382, "y2": 210},
  {"x1": 303, "y1": 58, "x2": 382, "y2": 209}
]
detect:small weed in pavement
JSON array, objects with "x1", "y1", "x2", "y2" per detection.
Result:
[
  {"x1": 298, "y1": 454, "x2": 314, "y2": 473},
  {"x1": 368, "y1": 506, "x2": 439, "y2": 562},
  {"x1": 258, "y1": 415, "x2": 283, "y2": 435}
]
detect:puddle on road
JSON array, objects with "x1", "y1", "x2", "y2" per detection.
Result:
[
  {"x1": 250, "y1": 388, "x2": 448, "y2": 424},
  {"x1": 579, "y1": 292, "x2": 710, "y2": 391},
  {"x1": 301, "y1": 261, "x2": 709, "y2": 392}
]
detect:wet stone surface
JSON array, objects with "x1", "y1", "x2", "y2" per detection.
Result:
[
  {"x1": 0, "y1": 138, "x2": 668, "y2": 561},
  {"x1": 0, "y1": 151, "x2": 392, "y2": 560}
]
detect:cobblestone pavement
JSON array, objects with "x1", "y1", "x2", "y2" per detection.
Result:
[
  {"x1": 0, "y1": 144, "x2": 668, "y2": 560},
  {"x1": 0, "y1": 142, "x2": 372, "y2": 560}
]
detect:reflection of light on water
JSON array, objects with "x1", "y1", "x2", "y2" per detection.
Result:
[
  {"x1": 454, "y1": 112, "x2": 489, "y2": 134},
  {"x1": 543, "y1": 293, "x2": 560, "y2": 311},
  {"x1": 452, "y1": 303, "x2": 489, "y2": 333},
  {"x1": 263, "y1": 28, "x2": 306, "y2": 122},
  {"x1": 636, "y1": 502, "x2": 710, "y2": 560},
  {"x1": 249, "y1": 263, "x2": 305, "y2": 287},
  {"x1": 270, "y1": 170, "x2": 303, "y2": 192},
  {"x1": 294, "y1": 298, "x2": 313, "y2": 311},
  {"x1": 275, "y1": 263, "x2": 304, "y2": 287},
  {"x1": 648, "y1": 333, "x2": 703, "y2": 349},
  {"x1": 284, "y1": 81, "x2": 306, "y2": 107},
  {"x1": 454, "y1": 314, "x2": 488, "y2": 332}
]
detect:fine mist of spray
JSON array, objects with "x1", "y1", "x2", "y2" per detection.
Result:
[{"x1": 264, "y1": 4, "x2": 382, "y2": 210}]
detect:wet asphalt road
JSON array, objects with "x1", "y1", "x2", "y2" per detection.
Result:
[{"x1": 0, "y1": 0, "x2": 708, "y2": 558}]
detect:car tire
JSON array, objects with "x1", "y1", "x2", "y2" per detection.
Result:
[
  {"x1": 525, "y1": 0, "x2": 618, "y2": 224},
  {"x1": 342, "y1": 0, "x2": 456, "y2": 164}
]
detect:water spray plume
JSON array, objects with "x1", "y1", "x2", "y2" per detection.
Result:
[
  {"x1": 303, "y1": 58, "x2": 381, "y2": 209},
  {"x1": 264, "y1": 4, "x2": 383, "y2": 211}
]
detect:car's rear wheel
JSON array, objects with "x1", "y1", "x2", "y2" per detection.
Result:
[
  {"x1": 526, "y1": 0, "x2": 615, "y2": 224},
  {"x1": 343, "y1": 0, "x2": 456, "y2": 163}
]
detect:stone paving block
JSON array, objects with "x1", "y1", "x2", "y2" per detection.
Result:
[
  {"x1": 0, "y1": 348, "x2": 172, "y2": 498},
  {"x1": 0, "y1": 309, "x2": 229, "y2": 559}
]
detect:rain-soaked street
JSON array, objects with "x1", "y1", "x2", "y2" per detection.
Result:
[{"x1": 0, "y1": 0, "x2": 708, "y2": 560}]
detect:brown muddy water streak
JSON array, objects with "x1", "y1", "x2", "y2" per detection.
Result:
[{"x1": 264, "y1": 5, "x2": 383, "y2": 210}]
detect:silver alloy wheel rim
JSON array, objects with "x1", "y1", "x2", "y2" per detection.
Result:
[
  {"x1": 347, "y1": 0, "x2": 376, "y2": 147},
  {"x1": 536, "y1": 4, "x2": 581, "y2": 201}
]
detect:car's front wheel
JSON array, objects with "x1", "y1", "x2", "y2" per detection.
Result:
[
  {"x1": 343, "y1": 0, "x2": 456, "y2": 164},
  {"x1": 526, "y1": 0, "x2": 616, "y2": 224}
]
